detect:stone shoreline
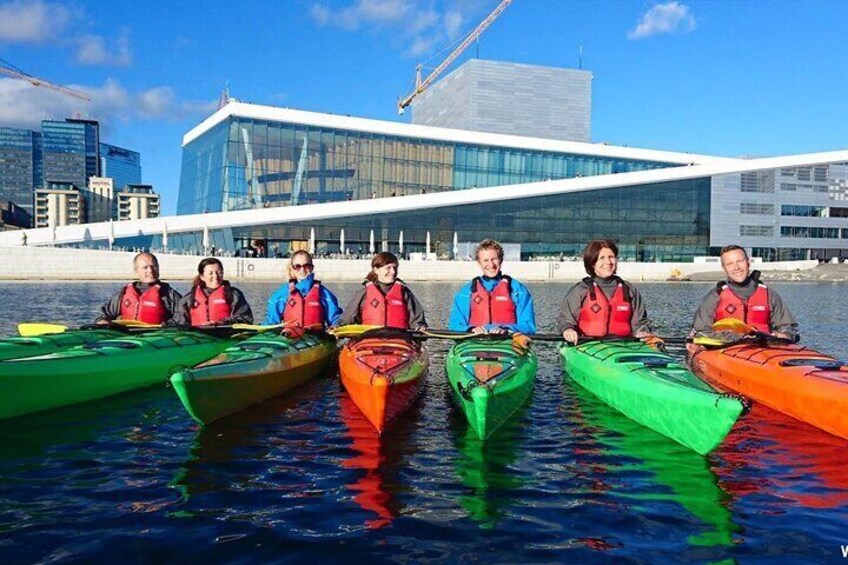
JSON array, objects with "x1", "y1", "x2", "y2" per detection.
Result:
[{"x1": 687, "y1": 263, "x2": 848, "y2": 282}]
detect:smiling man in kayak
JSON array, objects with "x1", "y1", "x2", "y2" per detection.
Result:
[
  {"x1": 95, "y1": 252, "x2": 182, "y2": 325},
  {"x1": 688, "y1": 245, "x2": 798, "y2": 348},
  {"x1": 449, "y1": 239, "x2": 536, "y2": 335}
]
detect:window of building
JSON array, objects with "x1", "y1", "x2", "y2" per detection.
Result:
[
  {"x1": 739, "y1": 225, "x2": 774, "y2": 237},
  {"x1": 740, "y1": 203, "x2": 774, "y2": 215}
]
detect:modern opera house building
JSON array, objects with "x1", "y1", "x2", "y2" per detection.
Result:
[{"x1": 6, "y1": 100, "x2": 848, "y2": 262}]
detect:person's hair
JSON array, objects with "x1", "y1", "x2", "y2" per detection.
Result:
[
  {"x1": 720, "y1": 245, "x2": 748, "y2": 260},
  {"x1": 366, "y1": 251, "x2": 399, "y2": 282},
  {"x1": 193, "y1": 257, "x2": 223, "y2": 287},
  {"x1": 133, "y1": 252, "x2": 158, "y2": 269},
  {"x1": 475, "y1": 238, "x2": 504, "y2": 262},
  {"x1": 287, "y1": 250, "x2": 314, "y2": 280},
  {"x1": 583, "y1": 239, "x2": 619, "y2": 276}
]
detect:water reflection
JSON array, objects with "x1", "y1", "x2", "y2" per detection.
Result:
[{"x1": 570, "y1": 386, "x2": 739, "y2": 547}]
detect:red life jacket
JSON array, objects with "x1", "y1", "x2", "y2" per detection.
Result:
[
  {"x1": 360, "y1": 281, "x2": 410, "y2": 329},
  {"x1": 120, "y1": 283, "x2": 168, "y2": 324},
  {"x1": 715, "y1": 281, "x2": 770, "y2": 333},
  {"x1": 189, "y1": 283, "x2": 232, "y2": 326},
  {"x1": 468, "y1": 276, "x2": 517, "y2": 327},
  {"x1": 577, "y1": 277, "x2": 633, "y2": 337},
  {"x1": 283, "y1": 280, "x2": 325, "y2": 328}
]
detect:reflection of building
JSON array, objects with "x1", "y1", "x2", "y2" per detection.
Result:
[
  {"x1": 173, "y1": 101, "x2": 848, "y2": 261},
  {"x1": 34, "y1": 182, "x2": 85, "y2": 228},
  {"x1": 0, "y1": 127, "x2": 41, "y2": 218},
  {"x1": 411, "y1": 59, "x2": 592, "y2": 143},
  {"x1": 117, "y1": 184, "x2": 160, "y2": 221},
  {"x1": 100, "y1": 142, "x2": 141, "y2": 190}
]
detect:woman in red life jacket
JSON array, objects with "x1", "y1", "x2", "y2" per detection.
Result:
[
  {"x1": 172, "y1": 258, "x2": 253, "y2": 326},
  {"x1": 264, "y1": 250, "x2": 343, "y2": 337},
  {"x1": 95, "y1": 252, "x2": 182, "y2": 325},
  {"x1": 337, "y1": 252, "x2": 427, "y2": 330},
  {"x1": 556, "y1": 239, "x2": 652, "y2": 344}
]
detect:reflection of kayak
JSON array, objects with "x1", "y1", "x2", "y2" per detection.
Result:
[
  {"x1": 170, "y1": 333, "x2": 336, "y2": 425},
  {"x1": 718, "y1": 403, "x2": 848, "y2": 509},
  {"x1": 446, "y1": 338, "x2": 536, "y2": 440},
  {"x1": 571, "y1": 385, "x2": 738, "y2": 547},
  {"x1": 339, "y1": 334, "x2": 428, "y2": 433},
  {"x1": 692, "y1": 343, "x2": 848, "y2": 440},
  {"x1": 561, "y1": 340, "x2": 744, "y2": 455},
  {"x1": 0, "y1": 330, "x2": 237, "y2": 420},
  {"x1": 0, "y1": 328, "x2": 123, "y2": 362}
]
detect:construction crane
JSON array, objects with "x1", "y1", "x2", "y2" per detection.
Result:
[
  {"x1": 397, "y1": 0, "x2": 512, "y2": 115},
  {"x1": 0, "y1": 58, "x2": 90, "y2": 101}
]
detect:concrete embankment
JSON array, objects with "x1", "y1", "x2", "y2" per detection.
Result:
[
  {"x1": 688, "y1": 262, "x2": 848, "y2": 283},
  {"x1": 0, "y1": 246, "x2": 825, "y2": 282}
]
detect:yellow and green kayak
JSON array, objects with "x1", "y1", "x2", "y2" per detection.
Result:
[{"x1": 0, "y1": 328, "x2": 124, "y2": 362}]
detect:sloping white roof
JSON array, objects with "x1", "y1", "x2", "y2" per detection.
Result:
[
  {"x1": 183, "y1": 101, "x2": 737, "y2": 166},
  {"x1": 6, "y1": 149, "x2": 848, "y2": 247}
]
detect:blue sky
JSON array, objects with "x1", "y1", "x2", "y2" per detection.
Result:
[{"x1": 1, "y1": 0, "x2": 847, "y2": 214}]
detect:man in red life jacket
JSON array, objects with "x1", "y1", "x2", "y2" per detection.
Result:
[
  {"x1": 688, "y1": 245, "x2": 798, "y2": 352},
  {"x1": 95, "y1": 252, "x2": 182, "y2": 325}
]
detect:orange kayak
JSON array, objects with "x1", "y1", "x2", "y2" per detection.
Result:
[
  {"x1": 339, "y1": 336, "x2": 428, "y2": 433},
  {"x1": 692, "y1": 343, "x2": 848, "y2": 440}
]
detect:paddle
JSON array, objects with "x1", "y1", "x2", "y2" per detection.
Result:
[
  {"x1": 17, "y1": 319, "x2": 162, "y2": 337},
  {"x1": 711, "y1": 318, "x2": 796, "y2": 344}
]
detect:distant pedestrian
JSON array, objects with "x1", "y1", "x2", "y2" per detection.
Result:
[{"x1": 20, "y1": 232, "x2": 27, "y2": 246}]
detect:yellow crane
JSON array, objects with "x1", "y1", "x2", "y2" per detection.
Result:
[
  {"x1": 397, "y1": 0, "x2": 512, "y2": 115},
  {"x1": 0, "y1": 58, "x2": 90, "y2": 101}
]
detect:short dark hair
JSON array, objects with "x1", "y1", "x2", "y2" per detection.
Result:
[
  {"x1": 582, "y1": 239, "x2": 618, "y2": 276},
  {"x1": 720, "y1": 245, "x2": 748, "y2": 260},
  {"x1": 475, "y1": 238, "x2": 504, "y2": 262},
  {"x1": 366, "y1": 252, "x2": 399, "y2": 282}
]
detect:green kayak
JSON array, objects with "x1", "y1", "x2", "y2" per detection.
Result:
[
  {"x1": 0, "y1": 330, "x2": 239, "y2": 420},
  {"x1": 170, "y1": 332, "x2": 336, "y2": 425},
  {"x1": 446, "y1": 337, "x2": 537, "y2": 440},
  {"x1": 560, "y1": 339, "x2": 745, "y2": 455},
  {"x1": 0, "y1": 329, "x2": 125, "y2": 362}
]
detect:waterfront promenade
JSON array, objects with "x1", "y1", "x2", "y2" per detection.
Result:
[{"x1": 0, "y1": 246, "x2": 822, "y2": 282}]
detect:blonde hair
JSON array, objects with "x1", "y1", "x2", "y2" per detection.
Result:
[{"x1": 286, "y1": 250, "x2": 314, "y2": 280}]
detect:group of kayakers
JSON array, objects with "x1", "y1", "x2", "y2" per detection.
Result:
[{"x1": 95, "y1": 238, "x2": 799, "y2": 346}]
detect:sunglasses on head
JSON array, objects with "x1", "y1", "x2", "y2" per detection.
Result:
[{"x1": 292, "y1": 263, "x2": 313, "y2": 270}]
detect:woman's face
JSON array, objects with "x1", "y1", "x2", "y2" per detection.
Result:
[
  {"x1": 291, "y1": 254, "x2": 314, "y2": 281},
  {"x1": 593, "y1": 247, "x2": 617, "y2": 279},
  {"x1": 201, "y1": 263, "x2": 224, "y2": 289},
  {"x1": 373, "y1": 262, "x2": 398, "y2": 284}
]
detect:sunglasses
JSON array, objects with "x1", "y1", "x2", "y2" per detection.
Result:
[{"x1": 292, "y1": 263, "x2": 314, "y2": 270}]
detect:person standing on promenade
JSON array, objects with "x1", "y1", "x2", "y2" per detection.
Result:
[
  {"x1": 556, "y1": 239, "x2": 651, "y2": 344},
  {"x1": 265, "y1": 250, "x2": 342, "y2": 337},
  {"x1": 687, "y1": 245, "x2": 798, "y2": 355},
  {"x1": 338, "y1": 252, "x2": 427, "y2": 330},
  {"x1": 95, "y1": 252, "x2": 182, "y2": 325},
  {"x1": 449, "y1": 239, "x2": 536, "y2": 335},
  {"x1": 171, "y1": 258, "x2": 253, "y2": 326}
]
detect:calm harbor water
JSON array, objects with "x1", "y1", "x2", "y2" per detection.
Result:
[{"x1": 0, "y1": 281, "x2": 846, "y2": 563}]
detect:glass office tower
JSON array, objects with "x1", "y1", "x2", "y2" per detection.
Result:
[
  {"x1": 41, "y1": 119, "x2": 100, "y2": 189},
  {"x1": 100, "y1": 142, "x2": 142, "y2": 190},
  {"x1": 0, "y1": 127, "x2": 40, "y2": 220}
]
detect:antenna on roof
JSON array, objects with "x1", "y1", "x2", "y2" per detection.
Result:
[
  {"x1": 578, "y1": 43, "x2": 583, "y2": 70},
  {"x1": 217, "y1": 81, "x2": 231, "y2": 110}
]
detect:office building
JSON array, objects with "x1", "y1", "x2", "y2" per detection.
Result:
[{"x1": 100, "y1": 142, "x2": 141, "y2": 191}]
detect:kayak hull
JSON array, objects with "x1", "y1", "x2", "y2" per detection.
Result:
[
  {"x1": 446, "y1": 338, "x2": 537, "y2": 440},
  {"x1": 692, "y1": 343, "x2": 848, "y2": 440},
  {"x1": 170, "y1": 333, "x2": 336, "y2": 425},
  {"x1": 0, "y1": 329, "x2": 124, "y2": 362},
  {"x1": 339, "y1": 337, "x2": 428, "y2": 433},
  {"x1": 561, "y1": 340, "x2": 743, "y2": 455},
  {"x1": 0, "y1": 330, "x2": 236, "y2": 420}
]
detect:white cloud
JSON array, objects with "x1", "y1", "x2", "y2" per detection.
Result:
[
  {"x1": 628, "y1": 1, "x2": 696, "y2": 40},
  {"x1": 75, "y1": 29, "x2": 132, "y2": 67},
  {"x1": 0, "y1": 77, "x2": 216, "y2": 129},
  {"x1": 0, "y1": 0, "x2": 72, "y2": 43},
  {"x1": 310, "y1": 0, "x2": 479, "y2": 56}
]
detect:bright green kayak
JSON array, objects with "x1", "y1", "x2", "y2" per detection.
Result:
[
  {"x1": 0, "y1": 329, "x2": 124, "y2": 362},
  {"x1": 560, "y1": 339, "x2": 745, "y2": 455},
  {"x1": 171, "y1": 332, "x2": 336, "y2": 425},
  {"x1": 446, "y1": 338, "x2": 537, "y2": 440},
  {"x1": 0, "y1": 330, "x2": 238, "y2": 420}
]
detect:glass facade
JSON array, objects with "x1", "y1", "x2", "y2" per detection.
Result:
[
  {"x1": 100, "y1": 142, "x2": 141, "y2": 190},
  {"x1": 0, "y1": 127, "x2": 39, "y2": 217},
  {"x1": 178, "y1": 117, "x2": 675, "y2": 215},
  {"x1": 41, "y1": 119, "x2": 100, "y2": 189}
]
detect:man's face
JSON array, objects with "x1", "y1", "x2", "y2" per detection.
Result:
[
  {"x1": 720, "y1": 249, "x2": 750, "y2": 284},
  {"x1": 134, "y1": 254, "x2": 160, "y2": 284},
  {"x1": 477, "y1": 248, "x2": 502, "y2": 278}
]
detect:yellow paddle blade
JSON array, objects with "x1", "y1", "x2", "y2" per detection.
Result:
[
  {"x1": 420, "y1": 329, "x2": 476, "y2": 340},
  {"x1": 712, "y1": 318, "x2": 755, "y2": 335},
  {"x1": 329, "y1": 324, "x2": 382, "y2": 338},
  {"x1": 111, "y1": 319, "x2": 162, "y2": 328},
  {"x1": 693, "y1": 336, "x2": 730, "y2": 347},
  {"x1": 230, "y1": 322, "x2": 289, "y2": 332},
  {"x1": 18, "y1": 323, "x2": 68, "y2": 337}
]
